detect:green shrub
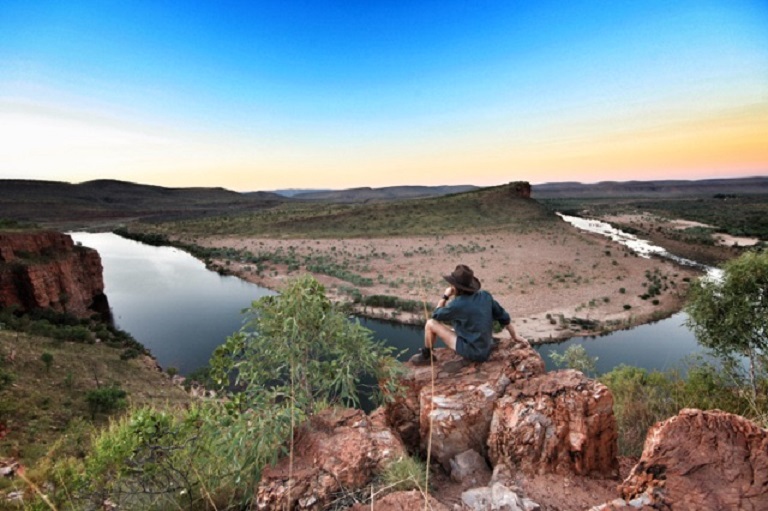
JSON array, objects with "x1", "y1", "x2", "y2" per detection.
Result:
[
  {"x1": 0, "y1": 368, "x2": 13, "y2": 390},
  {"x1": 380, "y1": 455, "x2": 429, "y2": 493},
  {"x1": 86, "y1": 385, "x2": 127, "y2": 419},
  {"x1": 208, "y1": 275, "x2": 401, "y2": 494},
  {"x1": 38, "y1": 404, "x2": 242, "y2": 510},
  {"x1": 120, "y1": 348, "x2": 141, "y2": 360},
  {"x1": 41, "y1": 352, "x2": 54, "y2": 372}
]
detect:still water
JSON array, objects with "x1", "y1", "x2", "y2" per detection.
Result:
[{"x1": 70, "y1": 232, "x2": 706, "y2": 376}]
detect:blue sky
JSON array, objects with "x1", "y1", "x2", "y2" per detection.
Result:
[{"x1": 1, "y1": 0, "x2": 766, "y2": 191}]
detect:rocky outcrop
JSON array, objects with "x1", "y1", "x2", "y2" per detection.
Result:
[
  {"x1": 384, "y1": 341, "x2": 546, "y2": 468},
  {"x1": 508, "y1": 181, "x2": 532, "y2": 199},
  {"x1": 619, "y1": 409, "x2": 768, "y2": 511},
  {"x1": 0, "y1": 231, "x2": 107, "y2": 317},
  {"x1": 255, "y1": 408, "x2": 406, "y2": 510},
  {"x1": 488, "y1": 370, "x2": 619, "y2": 478}
]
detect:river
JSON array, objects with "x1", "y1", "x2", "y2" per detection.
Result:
[{"x1": 70, "y1": 231, "x2": 711, "y2": 376}]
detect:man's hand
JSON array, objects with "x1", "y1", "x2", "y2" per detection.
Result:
[
  {"x1": 506, "y1": 324, "x2": 529, "y2": 347},
  {"x1": 444, "y1": 286, "x2": 455, "y2": 298}
]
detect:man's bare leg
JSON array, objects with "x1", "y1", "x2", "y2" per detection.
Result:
[{"x1": 425, "y1": 318, "x2": 458, "y2": 351}]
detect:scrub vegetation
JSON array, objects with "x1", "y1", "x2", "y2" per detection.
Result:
[{"x1": 4, "y1": 276, "x2": 404, "y2": 510}]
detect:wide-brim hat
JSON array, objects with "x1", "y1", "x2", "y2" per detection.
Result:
[{"x1": 443, "y1": 264, "x2": 481, "y2": 293}]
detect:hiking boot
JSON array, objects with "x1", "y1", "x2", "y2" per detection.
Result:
[
  {"x1": 409, "y1": 347, "x2": 434, "y2": 366},
  {"x1": 442, "y1": 357, "x2": 471, "y2": 373}
]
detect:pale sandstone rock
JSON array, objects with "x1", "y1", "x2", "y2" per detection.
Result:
[
  {"x1": 385, "y1": 341, "x2": 545, "y2": 468},
  {"x1": 255, "y1": 408, "x2": 406, "y2": 510},
  {"x1": 619, "y1": 408, "x2": 768, "y2": 511},
  {"x1": 461, "y1": 482, "x2": 540, "y2": 511},
  {"x1": 449, "y1": 449, "x2": 491, "y2": 485},
  {"x1": 488, "y1": 370, "x2": 618, "y2": 478}
]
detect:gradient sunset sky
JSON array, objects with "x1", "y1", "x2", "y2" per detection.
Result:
[{"x1": 1, "y1": 1, "x2": 766, "y2": 191}]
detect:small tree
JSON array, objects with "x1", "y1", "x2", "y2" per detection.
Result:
[
  {"x1": 41, "y1": 352, "x2": 54, "y2": 372},
  {"x1": 549, "y1": 344, "x2": 598, "y2": 376},
  {"x1": 209, "y1": 274, "x2": 400, "y2": 480},
  {"x1": 686, "y1": 251, "x2": 768, "y2": 398}
]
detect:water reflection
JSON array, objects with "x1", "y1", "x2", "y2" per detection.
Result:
[
  {"x1": 70, "y1": 232, "x2": 275, "y2": 374},
  {"x1": 557, "y1": 213, "x2": 723, "y2": 280}
]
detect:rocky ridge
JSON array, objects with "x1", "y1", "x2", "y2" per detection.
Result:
[{"x1": 255, "y1": 341, "x2": 768, "y2": 510}]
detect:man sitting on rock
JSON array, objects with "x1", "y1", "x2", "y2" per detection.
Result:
[{"x1": 411, "y1": 264, "x2": 528, "y2": 366}]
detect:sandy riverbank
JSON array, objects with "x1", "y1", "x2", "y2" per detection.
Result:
[{"x1": 183, "y1": 218, "x2": 702, "y2": 343}]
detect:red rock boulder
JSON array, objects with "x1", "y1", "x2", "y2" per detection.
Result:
[
  {"x1": 488, "y1": 369, "x2": 618, "y2": 478},
  {"x1": 619, "y1": 408, "x2": 768, "y2": 511},
  {"x1": 385, "y1": 341, "x2": 545, "y2": 468},
  {"x1": 255, "y1": 407, "x2": 406, "y2": 510}
]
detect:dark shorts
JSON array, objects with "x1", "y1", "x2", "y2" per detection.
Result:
[{"x1": 455, "y1": 336, "x2": 490, "y2": 362}]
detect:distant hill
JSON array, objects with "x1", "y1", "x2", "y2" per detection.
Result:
[
  {"x1": 291, "y1": 184, "x2": 479, "y2": 202},
  {"x1": 269, "y1": 188, "x2": 332, "y2": 197},
  {"x1": 152, "y1": 181, "x2": 549, "y2": 237},
  {"x1": 532, "y1": 176, "x2": 768, "y2": 199},
  {"x1": 0, "y1": 179, "x2": 286, "y2": 227}
]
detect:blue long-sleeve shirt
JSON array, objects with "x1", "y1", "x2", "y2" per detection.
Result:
[{"x1": 431, "y1": 290, "x2": 511, "y2": 362}]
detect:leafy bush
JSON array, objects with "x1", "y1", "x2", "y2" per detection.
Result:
[
  {"x1": 207, "y1": 275, "x2": 401, "y2": 493},
  {"x1": 34, "y1": 405, "x2": 242, "y2": 510}
]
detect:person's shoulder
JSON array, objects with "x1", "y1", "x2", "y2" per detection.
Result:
[{"x1": 473, "y1": 290, "x2": 493, "y2": 300}]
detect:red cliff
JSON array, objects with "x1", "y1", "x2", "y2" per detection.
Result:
[{"x1": 0, "y1": 231, "x2": 108, "y2": 318}]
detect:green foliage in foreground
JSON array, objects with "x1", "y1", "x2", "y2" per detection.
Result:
[
  {"x1": 19, "y1": 275, "x2": 402, "y2": 510},
  {"x1": 211, "y1": 274, "x2": 401, "y2": 414},
  {"x1": 28, "y1": 405, "x2": 240, "y2": 510}
]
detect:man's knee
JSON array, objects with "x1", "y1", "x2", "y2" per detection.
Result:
[{"x1": 425, "y1": 318, "x2": 437, "y2": 331}]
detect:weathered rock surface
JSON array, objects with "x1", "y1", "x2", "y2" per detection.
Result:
[
  {"x1": 488, "y1": 369, "x2": 618, "y2": 478},
  {"x1": 450, "y1": 449, "x2": 491, "y2": 486},
  {"x1": 255, "y1": 408, "x2": 406, "y2": 510},
  {"x1": 0, "y1": 231, "x2": 107, "y2": 317},
  {"x1": 385, "y1": 340, "x2": 545, "y2": 468},
  {"x1": 348, "y1": 490, "x2": 450, "y2": 511},
  {"x1": 461, "y1": 483, "x2": 541, "y2": 511},
  {"x1": 619, "y1": 408, "x2": 768, "y2": 511}
]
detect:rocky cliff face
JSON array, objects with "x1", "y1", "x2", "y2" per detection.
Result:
[{"x1": 0, "y1": 231, "x2": 108, "y2": 318}]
